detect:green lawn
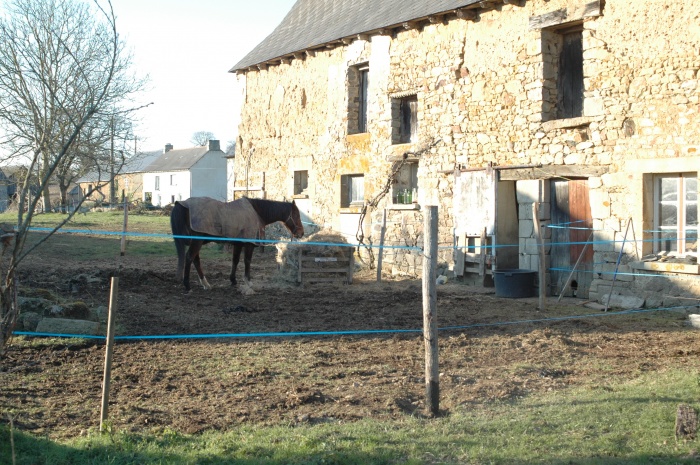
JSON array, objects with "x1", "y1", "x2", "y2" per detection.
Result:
[
  {"x1": 2, "y1": 369, "x2": 698, "y2": 464},
  {"x1": 0, "y1": 209, "x2": 172, "y2": 234}
]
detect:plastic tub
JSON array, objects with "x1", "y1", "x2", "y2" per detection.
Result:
[{"x1": 493, "y1": 269, "x2": 536, "y2": 298}]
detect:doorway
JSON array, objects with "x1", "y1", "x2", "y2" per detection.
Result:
[{"x1": 550, "y1": 179, "x2": 593, "y2": 298}]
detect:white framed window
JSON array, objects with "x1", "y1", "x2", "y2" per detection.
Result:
[
  {"x1": 155, "y1": 175, "x2": 160, "y2": 191},
  {"x1": 392, "y1": 162, "x2": 419, "y2": 205},
  {"x1": 654, "y1": 173, "x2": 698, "y2": 256},
  {"x1": 341, "y1": 174, "x2": 364, "y2": 207},
  {"x1": 170, "y1": 174, "x2": 175, "y2": 185}
]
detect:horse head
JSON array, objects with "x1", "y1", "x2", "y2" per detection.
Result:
[{"x1": 284, "y1": 200, "x2": 305, "y2": 238}]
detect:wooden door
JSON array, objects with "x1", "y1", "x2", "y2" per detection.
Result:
[{"x1": 550, "y1": 179, "x2": 593, "y2": 298}]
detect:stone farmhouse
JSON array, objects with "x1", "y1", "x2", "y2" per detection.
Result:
[
  {"x1": 229, "y1": 0, "x2": 700, "y2": 308},
  {"x1": 77, "y1": 150, "x2": 162, "y2": 207},
  {"x1": 142, "y1": 140, "x2": 227, "y2": 207}
]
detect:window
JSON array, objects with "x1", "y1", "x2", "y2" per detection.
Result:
[
  {"x1": 341, "y1": 174, "x2": 364, "y2": 207},
  {"x1": 155, "y1": 175, "x2": 160, "y2": 191},
  {"x1": 392, "y1": 162, "x2": 419, "y2": 204},
  {"x1": 654, "y1": 173, "x2": 697, "y2": 256},
  {"x1": 170, "y1": 174, "x2": 175, "y2": 185},
  {"x1": 171, "y1": 195, "x2": 175, "y2": 204},
  {"x1": 294, "y1": 170, "x2": 308, "y2": 196},
  {"x1": 144, "y1": 192, "x2": 152, "y2": 204},
  {"x1": 542, "y1": 24, "x2": 583, "y2": 120},
  {"x1": 348, "y1": 64, "x2": 369, "y2": 134},
  {"x1": 392, "y1": 94, "x2": 418, "y2": 144}
]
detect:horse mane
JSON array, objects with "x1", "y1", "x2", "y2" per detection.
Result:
[{"x1": 245, "y1": 197, "x2": 294, "y2": 223}]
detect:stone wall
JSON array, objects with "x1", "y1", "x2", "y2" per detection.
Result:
[{"x1": 234, "y1": 0, "x2": 700, "y2": 302}]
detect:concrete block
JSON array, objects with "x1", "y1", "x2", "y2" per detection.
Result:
[
  {"x1": 524, "y1": 237, "x2": 539, "y2": 255},
  {"x1": 35, "y1": 318, "x2": 102, "y2": 336},
  {"x1": 602, "y1": 293, "x2": 645, "y2": 309},
  {"x1": 519, "y1": 203, "x2": 533, "y2": 220},
  {"x1": 516, "y1": 180, "x2": 550, "y2": 203},
  {"x1": 519, "y1": 220, "x2": 534, "y2": 238},
  {"x1": 589, "y1": 189, "x2": 611, "y2": 219}
]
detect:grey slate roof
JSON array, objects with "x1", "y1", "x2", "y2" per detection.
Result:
[
  {"x1": 125, "y1": 150, "x2": 162, "y2": 173},
  {"x1": 144, "y1": 146, "x2": 222, "y2": 173},
  {"x1": 231, "y1": 0, "x2": 480, "y2": 72},
  {"x1": 77, "y1": 150, "x2": 163, "y2": 184}
]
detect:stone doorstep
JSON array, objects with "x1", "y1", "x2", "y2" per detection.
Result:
[{"x1": 35, "y1": 318, "x2": 102, "y2": 336}]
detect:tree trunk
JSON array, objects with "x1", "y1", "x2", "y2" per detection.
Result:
[
  {"x1": 0, "y1": 276, "x2": 18, "y2": 357},
  {"x1": 41, "y1": 153, "x2": 52, "y2": 213},
  {"x1": 59, "y1": 184, "x2": 69, "y2": 213}
]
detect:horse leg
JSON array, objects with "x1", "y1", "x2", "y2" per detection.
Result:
[
  {"x1": 243, "y1": 244, "x2": 254, "y2": 284},
  {"x1": 230, "y1": 243, "x2": 242, "y2": 286},
  {"x1": 183, "y1": 244, "x2": 193, "y2": 292},
  {"x1": 193, "y1": 254, "x2": 212, "y2": 290},
  {"x1": 187, "y1": 241, "x2": 211, "y2": 290},
  {"x1": 175, "y1": 240, "x2": 186, "y2": 282}
]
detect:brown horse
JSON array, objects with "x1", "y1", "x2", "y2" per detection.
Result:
[{"x1": 170, "y1": 197, "x2": 304, "y2": 292}]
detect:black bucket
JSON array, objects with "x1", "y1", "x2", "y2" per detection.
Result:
[{"x1": 493, "y1": 269, "x2": 536, "y2": 298}]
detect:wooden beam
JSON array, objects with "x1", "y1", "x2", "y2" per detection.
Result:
[
  {"x1": 428, "y1": 15, "x2": 443, "y2": 24},
  {"x1": 529, "y1": 8, "x2": 567, "y2": 29},
  {"x1": 455, "y1": 8, "x2": 477, "y2": 20},
  {"x1": 257, "y1": 63, "x2": 267, "y2": 71},
  {"x1": 498, "y1": 164, "x2": 608, "y2": 181},
  {"x1": 342, "y1": 37, "x2": 353, "y2": 45},
  {"x1": 402, "y1": 21, "x2": 416, "y2": 29},
  {"x1": 356, "y1": 33, "x2": 369, "y2": 41},
  {"x1": 529, "y1": 1, "x2": 601, "y2": 30},
  {"x1": 280, "y1": 57, "x2": 292, "y2": 65},
  {"x1": 305, "y1": 49, "x2": 316, "y2": 58},
  {"x1": 293, "y1": 52, "x2": 305, "y2": 60}
]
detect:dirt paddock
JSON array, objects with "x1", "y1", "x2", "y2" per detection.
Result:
[{"x1": 1, "y1": 243, "x2": 699, "y2": 439}]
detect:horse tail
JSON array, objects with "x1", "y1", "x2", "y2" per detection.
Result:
[{"x1": 170, "y1": 202, "x2": 189, "y2": 281}]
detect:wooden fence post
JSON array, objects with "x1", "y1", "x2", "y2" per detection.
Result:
[
  {"x1": 120, "y1": 191, "x2": 128, "y2": 256},
  {"x1": 423, "y1": 205, "x2": 439, "y2": 416},
  {"x1": 100, "y1": 277, "x2": 119, "y2": 431},
  {"x1": 533, "y1": 202, "x2": 546, "y2": 311}
]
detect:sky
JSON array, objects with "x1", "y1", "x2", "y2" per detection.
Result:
[{"x1": 113, "y1": 0, "x2": 297, "y2": 153}]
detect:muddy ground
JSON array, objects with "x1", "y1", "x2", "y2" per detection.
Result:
[{"x1": 1, "y1": 242, "x2": 699, "y2": 440}]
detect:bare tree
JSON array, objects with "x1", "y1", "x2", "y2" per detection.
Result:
[
  {"x1": 0, "y1": 0, "x2": 148, "y2": 354},
  {"x1": 225, "y1": 140, "x2": 236, "y2": 157},
  {"x1": 191, "y1": 131, "x2": 216, "y2": 146}
]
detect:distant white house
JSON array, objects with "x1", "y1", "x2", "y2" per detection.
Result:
[{"x1": 142, "y1": 140, "x2": 227, "y2": 207}]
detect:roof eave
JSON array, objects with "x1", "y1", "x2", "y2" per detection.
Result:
[{"x1": 229, "y1": 2, "x2": 484, "y2": 74}]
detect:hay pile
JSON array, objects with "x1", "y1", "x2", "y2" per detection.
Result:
[{"x1": 275, "y1": 230, "x2": 353, "y2": 283}]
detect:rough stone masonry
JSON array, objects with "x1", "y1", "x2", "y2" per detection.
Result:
[{"x1": 233, "y1": 0, "x2": 700, "y2": 306}]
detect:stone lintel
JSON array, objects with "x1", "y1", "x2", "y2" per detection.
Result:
[
  {"x1": 498, "y1": 164, "x2": 608, "y2": 181},
  {"x1": 541, "y1": 116, "x2": 595, "y2": 132},
  {"x1": 529, "y1": 1, "x2": 601, "y2": 30}
]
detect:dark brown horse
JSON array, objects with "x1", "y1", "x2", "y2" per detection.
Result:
[{"x1": 170, "y1": 197, "x2": 304, "y2": 292}]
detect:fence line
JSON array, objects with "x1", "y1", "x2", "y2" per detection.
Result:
[{"x1": 12, "y1": 304, "x2": 696, "y2": 342}]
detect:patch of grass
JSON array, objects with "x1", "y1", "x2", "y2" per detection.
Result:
[
  {"x1": 3, "y1": 369, "x2": 698, "y2": 464},
  {"x1": 0, "y1": 211, "x2": 229, "y2": 262},
  {"x1": 0, "y1": 210, "x2": 171, "y2": 234}
]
